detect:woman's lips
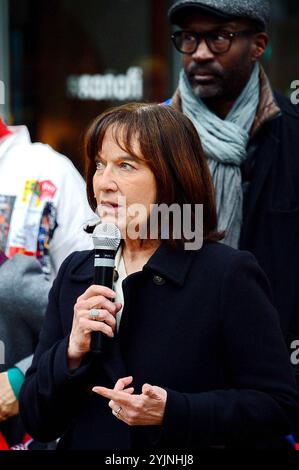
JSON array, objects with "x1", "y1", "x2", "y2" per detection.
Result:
[
  {"x1": 99, "y1": 203, "x2": 120, "y2": 212},
  {"x1": 100, "y1": 202, "x2": 119, "y2": 208}
]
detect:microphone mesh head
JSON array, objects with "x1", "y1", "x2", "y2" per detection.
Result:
[{"x1": 92, "y1": 222, "x2": 122, "y2": 251}]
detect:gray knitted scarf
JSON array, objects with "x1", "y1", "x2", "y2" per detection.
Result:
[{"x1": 179, "y1": 63, "x2": 260, "y2": 248}]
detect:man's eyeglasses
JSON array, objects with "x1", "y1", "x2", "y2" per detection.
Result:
[{"x1": 171, "y1": 29, "x2": 256, "y2": 55}]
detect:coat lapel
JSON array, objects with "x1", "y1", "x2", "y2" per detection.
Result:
[
  {"x1": 241, "y1": 123, "x2": 279, "y2": 239},
  {"x1": 143, "y1": 242, "x2": 197, "y2": 286}
]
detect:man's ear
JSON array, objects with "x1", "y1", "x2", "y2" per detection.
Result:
[{"x1": 251, "y1": 32, "x2": 269, "y2": 61}]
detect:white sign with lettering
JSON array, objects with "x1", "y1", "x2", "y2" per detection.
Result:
[{"x1": 67, "y1": 67, "x2": 143, "y2": 101}]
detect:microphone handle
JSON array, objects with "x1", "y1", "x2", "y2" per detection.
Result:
[
  {"x1": 90, "y1": 250, "x2": 115, "y2": 354},
  {"x1": 93, "y1": 265, "x2": 114, "y2": 287}
]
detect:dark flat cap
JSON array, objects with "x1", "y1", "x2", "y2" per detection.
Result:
[{"x1": 168, "y1": 0, "x2": 270, "y2": 30}]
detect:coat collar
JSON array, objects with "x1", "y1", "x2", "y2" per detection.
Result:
[
  {"x1": 143, "y1": 242, "x2": 197, "y2": 286},
  {"x1": 250, "y1": 66, "x2": 281, "y2": 137},
  {"x1": 241, "y1": 69, "x2": 281, "y2": 233},
  {"x1": 69, "y1": 243, "x2": 197, "y2": 287}
]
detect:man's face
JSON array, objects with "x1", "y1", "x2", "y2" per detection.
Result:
[{"x1": 178, "y1": 14, "x2": 266, "y2": 100}]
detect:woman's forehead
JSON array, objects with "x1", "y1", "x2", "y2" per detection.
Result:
[{"x1": 102, "y1": 125, "x2": 140, "y2": 150}]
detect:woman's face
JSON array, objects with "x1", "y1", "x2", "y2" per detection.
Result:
[{"x1": 93, "y1": 126, "x2": 157, "y2": 237}]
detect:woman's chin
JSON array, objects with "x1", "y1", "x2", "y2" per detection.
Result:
[{"x1": 99, "y1": 213, "x2": 125, "y2": 231}]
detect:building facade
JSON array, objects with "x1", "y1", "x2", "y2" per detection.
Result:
[{"x1": 0, "y1": 0, "x2": 298, "y2": 173}]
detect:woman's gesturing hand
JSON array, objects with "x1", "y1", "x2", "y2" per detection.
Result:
[
  {"x1": 67, "y1": 285, "x2": 122, "y2": 368},
  {"x1": 92, "y1": 376, "x2": 167, "y2": 426}
]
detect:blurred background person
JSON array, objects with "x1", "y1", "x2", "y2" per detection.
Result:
[
  {"x1": 0, "y1": 117, "x2": 94, "y2": 279},
  {"x1": 20, "y1": 103, "x2": 299, "y2": 450},
  {"x1": 166, "y1": 0, "x2": 299, "y2": 394},
  {"x1": 0, "y1": 250, "x2": 50, "y2": 449},
  {"x1": 0, "y1": 116, "x2": 94, "y2": 448}
]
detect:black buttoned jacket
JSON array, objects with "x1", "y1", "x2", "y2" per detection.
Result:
[
  {"x1": 19, "y1": 242, "x2": 299, "y2": 450},
  {"x1": 239, "y1": 94, "x2": 299, "y2": 365},
  {"x1": 170, "y1": 91, "x2": 299, "y2": 383}
]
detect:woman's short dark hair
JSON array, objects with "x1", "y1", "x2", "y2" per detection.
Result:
[{"x1": 85, "y1": 102, "x2": 223, "y2": 246}]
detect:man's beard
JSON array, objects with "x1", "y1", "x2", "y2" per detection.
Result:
[
  {"x1": 185, "y1": 61, "x2": 253, "y2": 101},
  {"x1": 188, "y1": 76, "x2": 225, "y2": 98},
  {"x1": 186, "y1": 62, "x2": 225, "y2": 98}
]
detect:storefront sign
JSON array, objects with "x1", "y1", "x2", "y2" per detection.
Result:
[{"x1": 67, "y1": 67, "x2": 143, "y2": 101}]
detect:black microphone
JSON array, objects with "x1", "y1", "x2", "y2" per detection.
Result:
[{"x1": 90, "y1": 222, "x2": 121, "y2": 353}]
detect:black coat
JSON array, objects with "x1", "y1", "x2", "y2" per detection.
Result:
[
  {"x1": 239, "y1": 94, "x2": 299, "y2": 376},
  {"x1": 170, "y1": 91, "x2": 299, "y2": 382},
  {"x1": 19, "y1": 242, "x2": 299, "y2": 450}
]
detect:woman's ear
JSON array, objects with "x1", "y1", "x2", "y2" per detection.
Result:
[{"x1": 251, "y1": 32, "x2": 269, "y2": 62}]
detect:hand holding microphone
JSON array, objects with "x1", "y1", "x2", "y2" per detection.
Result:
[{"x1": 67, "y1": 223, "x2": 121, "y2": 368}]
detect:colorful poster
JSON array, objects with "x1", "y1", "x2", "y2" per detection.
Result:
[
  {"x1": 3, "y1": 180, "x2": 58, "y2": 276},
  {"x1": 0, "y1": 195, "x2": 16, "y2": 252}
]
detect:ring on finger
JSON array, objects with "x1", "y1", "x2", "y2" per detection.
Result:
[
  {"x1": 112, "y1": 406, "x2": 122, "y2": 419},
  {"x1": 89, "y1": 308, "x2": 101, "y2": 320}
]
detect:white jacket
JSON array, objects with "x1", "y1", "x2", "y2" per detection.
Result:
[{"x1": 0, "y1": 126, "x2": 94, "y2": 277}]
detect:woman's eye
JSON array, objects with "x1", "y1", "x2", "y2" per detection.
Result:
[
  {"x1": 120, "y1": 162, "x2": 134, "y2": 170},
  {"x1": 95, "y1": 161, "x2": 105, "y2": 170}
]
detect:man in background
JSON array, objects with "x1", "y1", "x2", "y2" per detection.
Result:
[{"x1": 167, "y1": 0, "x2": 299, "y2": 391}]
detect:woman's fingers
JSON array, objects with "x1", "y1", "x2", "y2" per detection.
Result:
[
  {"x1": 76, "y1": 295, "x2": 119, "y2": 316},
  {"x1": 123, "y1": 387, "x2": 134, "y2": 395},
  {"x1": 69, "y1": 285, "x2": 122, "y2": 358},
  {"x1": 85, "y1": 309, "x2": 117, "y2": 329},
  {"x1": 77, "y1": 285, "x2": 116, "y2": 302},
  {"x1": 78, "y1": 317, "x2": 115, "y2": 337},
  {"x1": 114, "y1": 376, "x2": 133, "y2": 391}
]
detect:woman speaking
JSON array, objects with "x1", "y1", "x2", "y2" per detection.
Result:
[{"x1": 19, "y1": 103, "x2": 299, "y2": 449}]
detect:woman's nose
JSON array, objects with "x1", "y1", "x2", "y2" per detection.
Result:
[{"x1": 98, "y1": 167, "x2": 118, "y2": 192}]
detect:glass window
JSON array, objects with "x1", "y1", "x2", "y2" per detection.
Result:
[
  {"x1": 262, "y1": 0, "x2": 299, "y2": 97},
  {"x1": 9, "y1": 0, "x2": 172, "y2": 173},
  {"x1": 6, "y1": 0, "x2": 299, "y2": 174}
]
